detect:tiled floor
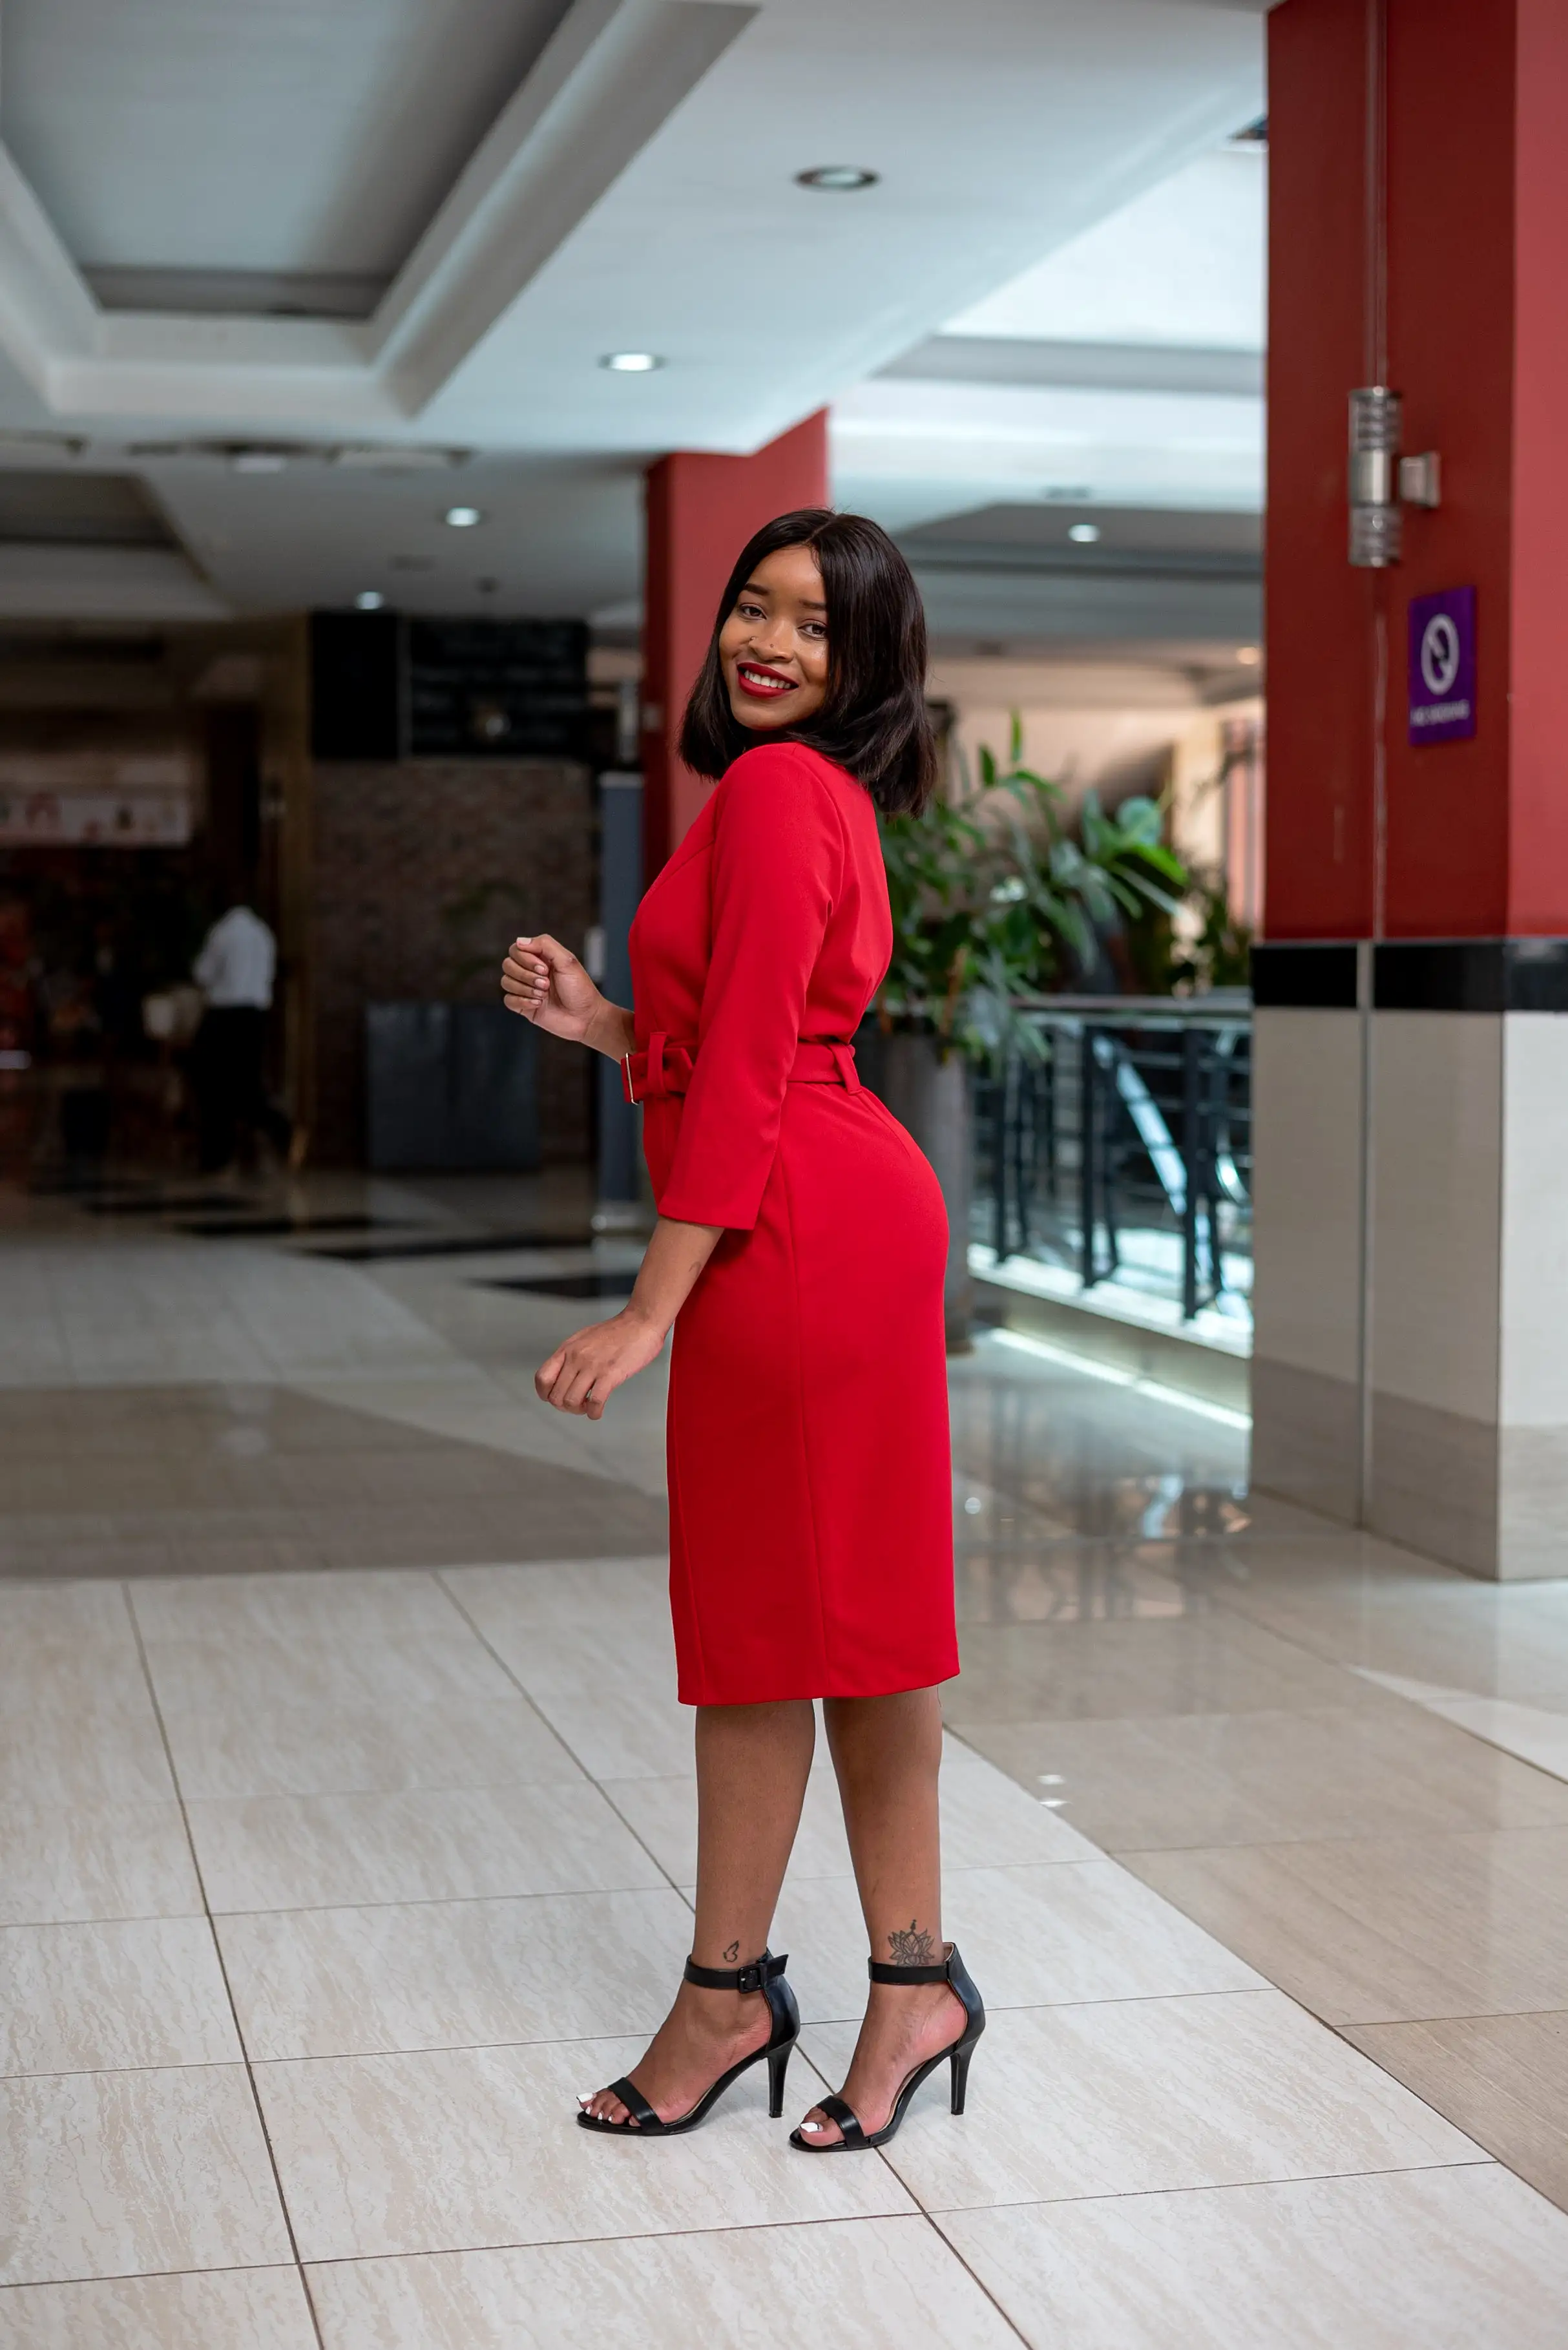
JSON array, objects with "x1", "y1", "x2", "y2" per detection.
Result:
[{"x1": 4, "y1": 1173, "x2": 1568, "y2": 2344}]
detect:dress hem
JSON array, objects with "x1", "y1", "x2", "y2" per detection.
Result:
[{"x1": 676, "y1": 1663, "x2": 960, "y2": 1708}]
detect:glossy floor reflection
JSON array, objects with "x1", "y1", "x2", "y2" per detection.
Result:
[{"x1": 3, "y1": 1177, "x2": 1568, "y2": 2344}]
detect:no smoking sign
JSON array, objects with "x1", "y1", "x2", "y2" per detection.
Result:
[{"x1": 1408, "y1": 585, "x2": 1476, "y2": 745}]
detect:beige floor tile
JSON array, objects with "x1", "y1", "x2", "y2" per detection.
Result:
[
  {"x1": 801, "y1": 1989, "x2": 1479, "y2": 2212},
  {"x1": 959, "y1": 1703, "x2": 1568, "y2": 1852},
  {"x1": 129, "y1": 1565, "x2": 464, "y2": 1644},
  {"x1": 0, "y1": 1580, "x2": 135, "y2": 1648},
  {"x1": 0, "y1": 1641, "x2": 151, "y2": 1723},
  {"x1": 936, "y1": 1732, "x2": 1105, "y2": 1864},
  {"x1": 0, "y1": 2062, "x2": 292, "y2": 2285},
  {"x1": 442, "y1": 1556, "x2": 671, "y2": 1632},
  {"x1": 0, "y1": 1687, "x2": 172, "y2": 1808},
  {"x1": 0, "y1": 2264, "x2": 317, "y2": 2349},
  {"x1": 772, "y1": 1863, "x2": 1261, "y2": 2025},
  {"x1": 1344, "y1": 2012, "x2": 1568, "y2": 2214},
  {"x1": 186, "y1": 1781, "x2": 666, "y2": 1913},
  {"x1": 217, "y1": 1885, "x2": 699, "y2": 2060},
  {"x1": 1211, "y1": 1561, "x2": 1568, "y2": 1710},
  {"x1": 1352, "y1": 1671, "x2": 1568, "y2": 1785},
  {"x1": 942, "y1": 2165, "x2": 1568, "y2": 2350},
  {"x1": 308, "y1": 2214, "x2": 1019, "y2": 2349},
  {"x1": 0, "y1": 1916, "x2": 238, "y2": 2075},
  {"x1": 1127, "y1": 1825, "x2": 1568, "y2": 2023},
  {"x1": 488, "y1": 1619, "x2": 692, "y2": 1779},
  {"x1": 609, "y1": 1737, "x2": 1098, "y2": 1889},
  {"x1": 0, "y1": 1800, "x2": 200, "y2": 1927},
  {"x1": 606, "y1": 1763, "x2": 848, "y2": 1887},
  {"x1": 138, "y1": 1628, "x2": 519, "y2": 1717},
  {"x1": 952, "y1": 1542, "x2": 1191, "y2": 1626},
  {"x1": 158, "y1": 1689, "x2": 578, "y2": 1800},
  {"x1": 945, "y1": 1611, "x2": 1375, "y2": 1726},
  {"x1": 256, "y1": 2036, "x2": 911, "y2": 2262}
]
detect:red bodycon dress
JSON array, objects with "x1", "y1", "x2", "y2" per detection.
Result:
[{"x1": 627, "y1": 739, "x2": 958, "y2": 1705}]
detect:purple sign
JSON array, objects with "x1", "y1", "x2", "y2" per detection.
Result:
[{"x1": 1408, "y1": 586, "x2": 1476, "y2": 746}]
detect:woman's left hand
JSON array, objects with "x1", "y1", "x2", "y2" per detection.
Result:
[{"x1": 535, "y1": 1306, "x2": 667, "y2": 1420}]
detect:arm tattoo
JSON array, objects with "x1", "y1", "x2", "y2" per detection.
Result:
[{"x1": 887, "y1": 1920, "x2": 938, "y2": 1967}]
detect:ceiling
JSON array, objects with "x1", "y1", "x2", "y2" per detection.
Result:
[{"x1": 0, "y1": 0, "x2": 1268, "y2": 647}]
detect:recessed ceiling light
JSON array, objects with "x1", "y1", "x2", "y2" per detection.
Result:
[
  {"x1": 355, "y1": 591, "x2": 385, "y2": 611},
  {"x1": 1067, "y1": 522, "x2": 1101, "y2": 543},
  {"x1": 600, "y1": 351, "x2": 663, "y2": 373},
  {"x1": 796, "y1": 165, "x2": 879, "y2": 191},
  {"x1": 444, "y1": 505, "x2": 483, "y2": 528},
  {"x1": 1235, "y1": 645, "x2": 1261, "y2": 666}
]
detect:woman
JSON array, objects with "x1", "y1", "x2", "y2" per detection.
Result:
[{"x1": 500, "y1": 509, "x2": 982, "y2": 2152}]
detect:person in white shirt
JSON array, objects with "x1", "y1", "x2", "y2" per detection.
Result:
[{"x1": 190, "y1": 904, "x2": 291, "y2": 1171}]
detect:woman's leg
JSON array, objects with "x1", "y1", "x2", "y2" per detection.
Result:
[
  {"x1": 580, "y1": 1697, "x2": 815, "y2": 2124},
  {"x1": 795, "y1": 1687, "x2": 961, "y2": 2145}
]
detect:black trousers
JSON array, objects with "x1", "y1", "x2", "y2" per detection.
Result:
[{"x1": 191, "y1": 1007, "x2": 291, "y2": 1171}]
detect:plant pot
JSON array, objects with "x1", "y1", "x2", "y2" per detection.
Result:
[{"x1": 875, "y1": 1029, "x2": 974, "y2": 1352}]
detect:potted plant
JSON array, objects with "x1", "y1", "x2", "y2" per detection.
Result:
[{"x1": 873, "y1": 715, "x2": 1186, "y2": 1347}]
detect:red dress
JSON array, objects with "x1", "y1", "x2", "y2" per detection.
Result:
[{"x1": 627, "y1": 740, "x2": 957, "y2": 1705}]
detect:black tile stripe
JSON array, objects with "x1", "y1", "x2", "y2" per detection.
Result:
[
  {"x1": 1251, "y1": 938, "x2": 1568, "y2": 1011},
  {"x1": 1250, "y1": 942, "x2": 1359, "y2": 1008}
]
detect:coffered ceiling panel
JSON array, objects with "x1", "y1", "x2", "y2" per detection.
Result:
[{"x1": 0, "y1": 0, "x2": 572, "y2": 289}]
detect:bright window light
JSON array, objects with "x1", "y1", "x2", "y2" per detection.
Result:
[
  {"x1": 987, "y1": 1328, "x2": 1251, "y2": 1429},
  {"x1": 355, "y1": 591, "x2": 384, "y2": 611}
]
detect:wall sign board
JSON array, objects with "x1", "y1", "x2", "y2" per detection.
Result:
[
  {"x1": 1408, "y1": 586, "x2": 1476, "y2": 745},
  {"x1": 408, "y1": 620, "x2": 589, "y2": 759}
]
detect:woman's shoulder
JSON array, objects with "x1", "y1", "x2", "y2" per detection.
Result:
[{"x1": 718, "y1": 739, "x2": 861, "y2": 811}]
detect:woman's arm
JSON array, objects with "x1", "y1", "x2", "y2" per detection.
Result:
[
  {"x1": 535, "y1": 1215, "x2": 722, "y2": 1419},
  {"x1": 501, "y1": 932, "x2": 636, "y2": 1062}
]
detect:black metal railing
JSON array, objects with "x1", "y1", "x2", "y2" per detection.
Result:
[{"x1": 972, "y1": 994, "x2": 1253, "y2": 1325}]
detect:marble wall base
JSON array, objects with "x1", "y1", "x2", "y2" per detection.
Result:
[
  {"x1": 1251, "y1": 1356, "x2": 1362, "y2": 1527},
  {"x1": 1249, "y1": 992, "x2": 1568, "y2": 1582}
]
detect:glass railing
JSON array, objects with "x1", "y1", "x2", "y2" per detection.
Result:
[{"x1": 970, "y1": 994, "x2": 1253, "y2": 1347}]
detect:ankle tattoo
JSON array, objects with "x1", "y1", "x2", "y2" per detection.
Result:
[
  {"x1": 722, "y1": 1940, "x2": 740, "y2": 1964},
  {"x1": 886, "y1": 1920, "x2": 938, "y2": 1966}
]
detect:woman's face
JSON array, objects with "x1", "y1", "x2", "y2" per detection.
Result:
[{"x1": 718, "y1": 543, "x2": 830, "y2": 732}]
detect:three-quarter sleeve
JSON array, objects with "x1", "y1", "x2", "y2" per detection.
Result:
[{"x1": 657, "y1": 744, "x2": 844, "y2": 1230}]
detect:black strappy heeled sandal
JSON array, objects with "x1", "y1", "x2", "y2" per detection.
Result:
[
  {"x1": 789, "y1": 1942, "x2": 985, "y2": 2153},
  {"x1": 576, "y1": 1950, "x2": 799, "y2": 2136}
]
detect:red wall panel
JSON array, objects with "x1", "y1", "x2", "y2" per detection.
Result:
[
  {"x1": 1508, "y1": 0, "x2": 1568, "y2": 932},
  {"x1": 1264, "y1": 0, "x2": 1377, "y2": 939},
  {"x1": 641, "y1": 411, "x2": 830, "y2": 872},
  {"x1": 1266, "y1": 0, "x2": 1568, "y2": 942}
]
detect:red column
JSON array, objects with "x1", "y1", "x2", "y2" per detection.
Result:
[
  {"x1": 641, "y1": 410, "x2": 829, "y2": 874},
  {"x1": 1264, "y1": 0, "x2": 1568, "y2": 941}
]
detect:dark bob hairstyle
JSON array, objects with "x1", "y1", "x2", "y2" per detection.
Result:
[{"x1": 678, "y1": 508, "x2": 937, "y2": 814}]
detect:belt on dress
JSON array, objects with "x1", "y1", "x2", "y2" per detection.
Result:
[{"x1": 621, "y1": 1032, "x2": 860, "y2": 1106}]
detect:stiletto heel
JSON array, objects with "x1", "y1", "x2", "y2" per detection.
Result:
[
  {"x1": 767, "y1": 2034, "x2": 793, "y2": 2117},
  {"x1": 789, "y1": 1944, "x2": 985, "y2": 2153},
  {"x1": 575, "y1": 1951, "x2": 799, "y2": 2137}
]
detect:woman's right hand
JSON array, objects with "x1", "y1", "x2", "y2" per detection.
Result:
[{"x1": 501, "y1": 934, "x2": 608, "y2": 1046}]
